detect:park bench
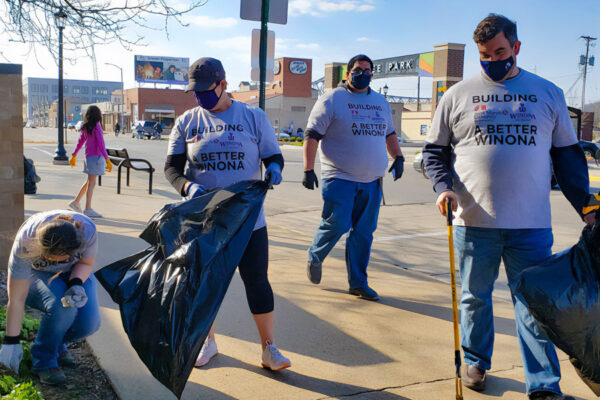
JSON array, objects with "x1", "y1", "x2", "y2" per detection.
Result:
[{"x1": 98, "y1": 148, "x2": 155, "y2": 194}]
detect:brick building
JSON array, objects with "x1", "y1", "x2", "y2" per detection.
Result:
[
  {"x1": 122, "y1": 88, "x2": 197, "y2": 132},
  {"x1": 231, "y1": 57, "x2": 318, "y2": 133}
]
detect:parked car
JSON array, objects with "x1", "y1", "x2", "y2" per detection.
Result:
[
  {"x1": 134, "y1": 121, "x2": 162, "y2": 140},
  {"x1": 579, "y1": 140, "x2": 600, "y2": 164},
  {"x1": 413, "y1": 151, "x2": 428, "y2": 179},
  {"x1": 25, "y1": 121, "x2": 35, "y2": 128},
  {"x1": 277, "y1": 132, "x2": 290, "y2": 141}
]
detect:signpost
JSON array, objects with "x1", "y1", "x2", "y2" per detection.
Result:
[
  {"x1": 241, "y1": 0, "x2": 287, "y2": 111},
  {"x1": 251, "y1": 29, "x2": 274, "y2": 83}
]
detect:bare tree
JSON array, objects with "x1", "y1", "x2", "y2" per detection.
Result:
[{"x1": 1, "y1": 0, "x2": 208, "y2": 60}]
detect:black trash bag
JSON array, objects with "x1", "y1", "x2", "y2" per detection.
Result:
[
  {"x1": 95, "y1": 180, "x2": 269, "y2": 398},
  {"x1": 24, "y1": 157, "x2": 40, "y2": 194},
  {"x1": 512, "y1": 221, "x2": 600, "y2": 397}
]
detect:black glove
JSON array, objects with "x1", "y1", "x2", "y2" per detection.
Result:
[
  {"x1": 302, "y1": 170, "x2": 319, "y2": 190},
  {"x1": 388, "y1": 156, "x2": 405, "y2": 181}
]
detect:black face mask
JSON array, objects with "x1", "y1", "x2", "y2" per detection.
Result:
[
  {"x1": 480, "y1": 55, "x2": 515, "y2": 81},
  {"x1": 350, "y1": 70, "x2": 372, "y2": 90}
]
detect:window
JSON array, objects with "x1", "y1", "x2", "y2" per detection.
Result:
[
  {"x1": 40, "y1": 85, "x2": 48, "y2": 93},
  {"x1": 420, "y1": 125, "x2": 428, "y2": 136},
  {"x1": 291, "y1": 106, "x2": 306, "y2": 112},
  {"x1": 63, "y1": 85, "x2": 69, "y2": 93},
  {"x1": 52, "y1": 85, "x2": 58, "y2": 92},
  {"x1": 72, "y1": 87, "x2": 81, "y2": 94},
  {"x1": 81, "y1": 87, "x2": 89, "y2": 94},
  {"x1": 93, "y1": 87, "x2": 108, "y2": 95}
]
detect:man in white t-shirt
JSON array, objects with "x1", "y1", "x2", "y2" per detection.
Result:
[
  {"x1": 424, "y1": 14, "x2": 592, "y2": 400},
  {"x1": 302, "y1": 54, "x2": 405, "y2": 301}
]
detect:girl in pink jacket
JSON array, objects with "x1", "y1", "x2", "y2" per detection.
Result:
[{"x1": 68, "y1": 106, "x2": 113, "y2": 218}]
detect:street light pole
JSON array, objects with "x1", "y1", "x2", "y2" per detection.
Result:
[
  {"x1": 383, "y1": 83, "x2": 389, "y2": 100},
  {"x1": 53, "y1": 9, "x2": 68, "y2": 164},
  {"x1": 105, "y1": 63, "x2": 124, "y2": 132}
]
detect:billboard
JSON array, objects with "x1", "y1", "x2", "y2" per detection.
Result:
[{"x1": 134, "y1": 55, "x2": 189, "y2": 85}]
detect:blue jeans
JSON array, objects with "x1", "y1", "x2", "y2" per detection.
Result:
[
  {"x1": 454, "y1": 226, "x2": 561, "y2": 395},
  {"x1": 308, "y1": 178, "x2": 382, "y2": 289},
  {"x1": 26, "y1": 270, "x2": 101, "y2": 370}
]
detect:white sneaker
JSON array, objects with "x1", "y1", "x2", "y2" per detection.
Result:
[
  {"x1": 261, "y1": 341, "x2": 291, "y2": 371},
  {"x1": 195, "y1": 338, "x2": 218, "y2": 367},
  {"x1": 68, "y1": 200, "x2": 82, "y2": 213},
  {"x1": 83, "y1": 209, "x2": 102, "y2": 218}
]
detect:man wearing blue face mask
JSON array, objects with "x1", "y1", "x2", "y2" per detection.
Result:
[
  {"x1": 302, "y1": 54, "x2": 404, "y2": 301},
  {"x1": 423, "y1": 14, "x2": 592, "y2": 400},
  {"x1": 164, "y1": 57, "x2": 291, "y2": 371}
]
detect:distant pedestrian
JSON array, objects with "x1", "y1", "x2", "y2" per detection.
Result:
[
  {"x1": 68, "y1": 105, "x2": 113, "y2": 218},
  {"x1": 423, "y1": 14, "x2": 591, "y2": 400},
  {"x1": 164, "y1": 57, "x2": 290, "y2": 371},
  {"x1": 114, "y1": 122, "x2": 121, "y2": 137},
  {"x1": 302, "y1": 54, "x2": 404, "y2": 301},
  {"x1": 0, "y1": 211, "x2": 101, "y2": 385}
]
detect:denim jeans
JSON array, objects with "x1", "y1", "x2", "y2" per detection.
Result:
[
  {"x1": 454, "y1": 226, "x2": 561, "y2": 395},
  {"x1": 26, "y1": 270, "x2": 101, "y2": 370},
  {"x1": 308, "y1": 178, "x2": 382, "y2": 289}
]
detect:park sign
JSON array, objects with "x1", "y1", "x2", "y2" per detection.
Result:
[
  {"x1": 134, "y1": 55, "x2": 190, "y2": 85},
  {"x1": 338, "y1": 52, "x2": 435, "y2": 82}
]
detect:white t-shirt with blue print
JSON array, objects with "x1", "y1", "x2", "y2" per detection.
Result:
[
  {"x1": 307, "y1": 85, "x2": 395, "y2": 183},
  {"x1": 167, "y1": 100, "x2": 281, "y2": 230}
]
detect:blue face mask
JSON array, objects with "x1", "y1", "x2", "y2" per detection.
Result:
[
  {"x1": 350, "y1": 70, "x2": 372, "y2": 90},
  {"x1": 194, "y1": 85, "x2": 223, "y2": 110},
  {"x1": 480, "y1": 55, "x2": 515, "y2": 82}
]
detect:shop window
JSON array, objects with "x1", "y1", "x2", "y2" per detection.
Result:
[{"x1": 291, "y1": 106, "x2": 306, "y2": 112}]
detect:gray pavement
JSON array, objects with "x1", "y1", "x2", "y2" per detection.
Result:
[{"x1": 22, "y1": 127, "x2": 600, "y2": 399}]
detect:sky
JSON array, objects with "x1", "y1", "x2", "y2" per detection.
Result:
[{"x1": 1, "y1": 0, "x2": 599, "y2": 108}]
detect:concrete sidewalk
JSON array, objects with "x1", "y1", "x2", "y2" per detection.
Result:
[{"x1": 22, "y1": 151, "x2": 597, "y2": 400}]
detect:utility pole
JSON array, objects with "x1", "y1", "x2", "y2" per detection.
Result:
[{"x1": 580, "y1": 35, "x2": 596, "y2": 111}]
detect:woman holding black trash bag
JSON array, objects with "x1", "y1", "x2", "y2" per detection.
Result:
[
  {"x1": 164, "y1": 57, "x2": 290, "y2": 371},
  {"x1": 0, "y1": 210, "x2": 101, "y2": 385}
]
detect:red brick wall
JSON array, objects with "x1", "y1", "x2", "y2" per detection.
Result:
[
  {"x1": 280, "y1": 58, "x2": 312, "y2": 98},
  {"x1": 124, "y1": 88, "x2": 197, "y2": 121}
]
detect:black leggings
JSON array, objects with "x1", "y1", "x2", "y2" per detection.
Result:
[{"x1": 238, "y1": 227, "x2": 274, "y2": 314}]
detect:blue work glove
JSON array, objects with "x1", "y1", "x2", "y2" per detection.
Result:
[
  {"x1": 0, "y1": 343, "x2": 23, "y2": 374},
  {"x1": 61, "y1": 285, "x2": 88, "y2": 308},
  {"x1": 388, "y1": 156, "x2": 405, "y2": 181},
  {"x1": 186, "y1": 183, "x2": 207, "y2": 199},
  {"x1": 265, "y1": 163, "x2": 282, "y2": 185}
]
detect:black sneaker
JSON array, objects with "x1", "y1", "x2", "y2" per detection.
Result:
[
  {"x1": 348, "y1": 286, "x2": 379, "y2": 301},
  {"x1": 35, "y1": 367, "x2": 66, "y2": 385},
  {"x1": 529, "y1": 391, "x2": 575, "y2": 400},
  {"x1": 307, "y1": 261, "x2": 322, "y2": 284},
  {"x1": 58, "y1": 350, "x2": 76, "y2": 368}
]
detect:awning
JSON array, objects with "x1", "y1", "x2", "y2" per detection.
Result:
[{"x1": 145, "y1": 104, "x2": 175, "y2": 114}]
